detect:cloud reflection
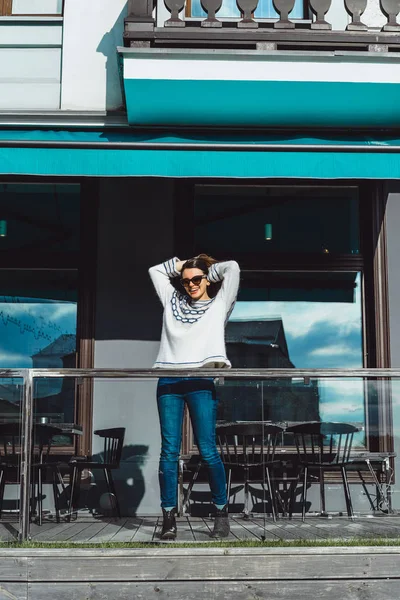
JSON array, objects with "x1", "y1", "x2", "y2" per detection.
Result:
[
  {"x1": 0, "y1": 299, "x2": 77, "y2": 368},
  {"x1": 229, "y1": 273, "x2": 364, "y2": 429}
]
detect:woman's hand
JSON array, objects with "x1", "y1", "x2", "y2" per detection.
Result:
[{"x1": 175, "y1": 260, "x2": 187, "y2": 274}]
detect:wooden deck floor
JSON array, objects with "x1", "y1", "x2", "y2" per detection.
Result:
[{"x1": 3, "y1": 514, "x2": 400, "y2": 543}]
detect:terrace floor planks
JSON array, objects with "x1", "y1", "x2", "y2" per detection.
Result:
[{"x1": 3, "y1": 513, "x2": 400, "y2": 544}]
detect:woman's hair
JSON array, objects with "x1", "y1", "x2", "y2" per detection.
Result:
[
  {"x1": 181, "y1": 253, "x2": 218, "y2": 274},
  {"x1": 180, "y1": 253, "x2": 221, "y2": 298}
]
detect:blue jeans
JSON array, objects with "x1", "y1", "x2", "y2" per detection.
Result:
[{"x1": 157, "y1": 377, "x2": 227, "y2": 509}]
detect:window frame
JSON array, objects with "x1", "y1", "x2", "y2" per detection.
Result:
[
  {"x1": 0, "y1": 0, "x2": 12, "y2": 15},
  {"x1": 173, "y1": 179, "x2": 390, "y2": 456}
]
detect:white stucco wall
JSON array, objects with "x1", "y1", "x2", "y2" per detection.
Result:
[{"x1": 61, "y1": 0, "x2": 127, "y2": 111}]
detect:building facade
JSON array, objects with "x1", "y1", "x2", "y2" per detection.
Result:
[{"x1": 1, "y1": 0, "x2": 400, "y2": 516}]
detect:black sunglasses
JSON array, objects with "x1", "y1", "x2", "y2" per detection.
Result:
[{"x1": 180, "y1": 275, "x2": 207, "y2": 288}]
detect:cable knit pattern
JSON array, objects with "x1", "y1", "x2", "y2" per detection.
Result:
[
  {"x1": 171, "y1": 291, "x2": 215, "y2": 324},
  {"x1": 149, "y1": 258, "x2": 240, "y2": 369}
]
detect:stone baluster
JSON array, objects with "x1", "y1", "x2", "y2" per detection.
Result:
[
  {"x1": 237, "y1": 0, "x2": 260, "y2": 28},
  {"x1": 344, "y1": 0, "x2": 368, "y2": 30},
  {"x1": 164, "y1": 0, "x2": 186, "y2": 27},
  {"x1": 272, "y1": 0, "x2": 296, "y2": 29},
  {"x1": 309, "y1": 0, "x2": 332, "y2": 30},
  {"x1": 125, "y1": 0, "x2": 155, "y2": 34},
  {"x1": 200, "y1": 0, "x2": 223, "y2": 27},
  {"x1": 380, "y1": 0, "x2": 400, "y2": 31}
]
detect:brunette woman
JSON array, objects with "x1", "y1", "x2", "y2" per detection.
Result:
[{"x1": 149, "y1": 254, "x2": 240, "y2": 539}]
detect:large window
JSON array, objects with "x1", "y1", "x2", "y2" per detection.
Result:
[
  {"x1": 0, "y1": 182, "x2": 87, "y2": 447},
  {"x1": 175, "y1": 182, "x2": 381, "y2": 452}
]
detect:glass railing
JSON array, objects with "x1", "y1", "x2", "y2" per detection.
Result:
[
  {"x1": 0, "y1": 371, "x2": 24, "y2": 541},
  {"x1": 2, "y1": 368, "x2": 400, "y2": 542}
]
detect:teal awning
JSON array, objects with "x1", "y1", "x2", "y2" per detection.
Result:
[
  {"x1": 2, "y1": 129, "x2": 400, "y2": 178},
  {"x1": 119, "y1": 49, "x2": 400, "y2": 129}
]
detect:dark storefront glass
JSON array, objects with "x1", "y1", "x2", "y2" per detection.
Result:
[
  {"x1": 194, "y1": 185, "x2": 360, "y2": 256},
  {"x1": 0, "y1": 184, "x2": 80, "y2": 439}
]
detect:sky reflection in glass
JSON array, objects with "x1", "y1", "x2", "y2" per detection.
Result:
[{"x1": 229, "y1": 273, "x2": 365, "y2": 437}]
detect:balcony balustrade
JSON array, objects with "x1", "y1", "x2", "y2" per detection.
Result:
[{"x1": 124, "y1": 0, "x2": 400, "y2": 51}]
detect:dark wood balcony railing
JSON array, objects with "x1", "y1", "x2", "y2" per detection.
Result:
[{"x1": 124, "y1": 0, "x2": 400, "y2": 51}]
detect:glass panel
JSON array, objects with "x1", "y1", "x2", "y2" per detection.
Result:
[
  {"x1": 27, "y1": 375, "x2": 400, "y2": 539},
  {"x1": 0, "y1": 183, "x2": 80, "y2": 255},
  {"x1": 31, "y1": 376, "x2": 81, "y2": 526},
  {"x1": 194, "y1": 185, "x2": 360, "y2": 256},
  {"x1": 224, "y1": 271, "x2": 364, "y2": 428},
  {"x1": 0, "y1": 270, "x2": 78, "y2": 439},
  {"x1": 390, "y1": 379, "x2": 400, "y2": 512},
  {"x1": 65, "y1": 378, "x2": 159, "y2": 523},
  {"x1": 190, "y1": 0, "x2": 304, "y2": 19},
  {"x1": 0, "y1": 377, "x2": 23, "y2": 540}
]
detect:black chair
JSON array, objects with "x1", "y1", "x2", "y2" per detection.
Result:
[
  {"x1": 32, "y1": 424, "x2": 66, "y2": 525},
  {"x1": 216, "y1": 423, "x2": 284, "y2": 521},
  {"x1": 285, "y1": 421, "x2": 359, "y2": 521},
  {"x1": 179, "y1": 455, "x2": 202, "y2": 515},
  {"x1": 0, "y1": 422, "x2": 63, "y2": 524},
  {"x1": 69, "y1": 427, "x2": 125, "y2": 519}
]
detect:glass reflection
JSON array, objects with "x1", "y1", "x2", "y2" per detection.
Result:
[
  {"x1": 220, "y1": 272, "x2": 364, "y2": 438},
  {"x1": 229, "y1": 272, "x2": 363, "y2": 368},
  {"x1": 0, "y1": 272, "x2": 77, "y2": 432}
]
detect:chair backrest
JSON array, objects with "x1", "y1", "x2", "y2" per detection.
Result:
[
  {"x1": 94, "y1": 427, "x2": 125, "y2": 467},
  {"x1": 0, "y1": 422, "x2": 62, "y2": 463},
  {"x1": 216, "y1": 423, "x2": 284, "y2": 466},
  {"x1": 285, "y1": 421, "x2": 359, "y2": 465}
]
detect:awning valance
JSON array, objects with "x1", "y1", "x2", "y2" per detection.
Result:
[
  {"x1": 118, "y1": 48, "x2": 400, "y2": 129},
  {"x1": 2, "y1": 129, "x2": 400, "y2": 179}
]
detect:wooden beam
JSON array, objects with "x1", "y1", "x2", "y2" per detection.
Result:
[{"x1": 23, "y1": 580, "x2": 400, "y2": 600}]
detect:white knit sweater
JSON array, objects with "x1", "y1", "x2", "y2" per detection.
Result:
[{"x1": 149, "y1": 258, "x2": 240, "y2": 369}]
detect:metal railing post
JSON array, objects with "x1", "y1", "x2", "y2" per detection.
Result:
[{"x1": 19, "y1": 369, "x2": 34, "y2": 542}]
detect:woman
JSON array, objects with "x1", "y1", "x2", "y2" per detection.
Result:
[{"x1": 149, "y1": 254, "x2": 240, "y2": 540}]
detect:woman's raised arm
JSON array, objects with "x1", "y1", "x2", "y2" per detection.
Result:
[
  {"x1": 207, "y1": 261, "x2": 240, "y2": 314},
  {"x1": 149, "y1": 258, "x2": 183, "y2": 306}
]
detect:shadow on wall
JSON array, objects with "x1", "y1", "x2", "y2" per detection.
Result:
[
  {"x1": 76, "y1": 444, "x2": 149, "y2": 517},
  {"x1": 97, "y1": 3, "x2": 128, "y2": 111}
]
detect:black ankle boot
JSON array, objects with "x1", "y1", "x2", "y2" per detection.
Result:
[
  {"x1": 161, "y1": 508, "x2": 177, "y2": 540},
  {"x1": 211, "y1": 505, "x2": 230, "y2": 538}
]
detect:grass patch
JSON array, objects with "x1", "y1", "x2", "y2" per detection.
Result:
[{"x1": 1, "y1": 538, "x2": 400, "y2": 549}]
